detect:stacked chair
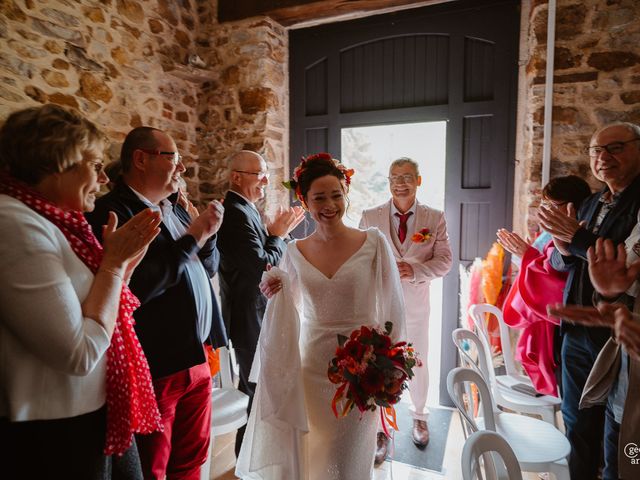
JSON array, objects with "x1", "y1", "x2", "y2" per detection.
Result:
[
  {"x1": 462, "y1": 430, "x2": 523, "y2": 480},
  {"x1": 467, "y1": 303, "x2": 561, "y2": 426},
  {"x1": 450, "y1": 321, "x2": 570, "y2": 480}
]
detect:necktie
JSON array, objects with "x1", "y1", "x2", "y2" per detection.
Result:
[{"x1": 395, "y1": 211, "x2": 413, "y2": 243}]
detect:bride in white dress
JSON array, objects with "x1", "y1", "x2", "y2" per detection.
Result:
[{"x1": 236, "y1": 154, "x2": 406, "y2": 480}]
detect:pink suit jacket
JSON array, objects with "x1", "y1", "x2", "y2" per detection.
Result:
[{"x1": 359, "y1": 200, "x2": 452, "y2": 322}]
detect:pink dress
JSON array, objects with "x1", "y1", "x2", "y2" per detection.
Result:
[{"x1": 503, "y1": 241, "x2": 567, "y2": 396}]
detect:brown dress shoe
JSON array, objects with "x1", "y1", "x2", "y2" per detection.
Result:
[
  {"x1": 374, "y1": 432, "x2": 389, "y2": 467},
  {"x1": 412, "y1": 419, "x2": 429, "y2": 448}
]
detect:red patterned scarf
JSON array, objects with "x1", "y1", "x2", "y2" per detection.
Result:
[{"x1": 0, "y1": 173, "x2": 162, "y2": 455}]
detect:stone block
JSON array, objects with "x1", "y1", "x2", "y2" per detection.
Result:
[
  {"x1": 595, "y1": 107, "x2": 640, "y2": 125},
  {"x1": 174, "y1": 29, "x2": 191, "y2": 49},
  {"x1": 48, "y1": 92, "x2": 79, "y2": 109},
  {"x1": 157, "y1": 0, "x2": 179, "y2": 27},
  {"x1": 8, "y1": 40, "x2": 48, "y2": 60},
  {"x1": 0, "y1": 85, "x2": 24, "y2": 103},
  {"x1": 117, "y1": 0, "x2": 145, "y2": 24},
  {"x1": 31, "y1": 18, "x2": 85, "y2": 47},
  {"x1": 42, "y1": 8, "x2": 81, "y2": 28},
  {"x1": 65, "y1": 45, "x2": 105, "y2": 72},
  {"x1": 239, "y1": 87, "x2": 278, "y2": 114},
  {"x1": 24, "y1": 85, "x2": 48, "y2": 103},
  {"x1": 83, "y1": 6, "x2": 106, "y2": 24},
  {"x1": 588, "y1": 51, "x2": 640, "y2": 72},
  {"x1": 621, "y1": 91, "x2": 640, "y2": 105},
  {"x1": 78, "y1": 72, "x2": 113, "y2": 103},
  {"x1": 556, "y1": 4, "x2": 587, "y2": 41},
  {"x1": 0, "y1": 1, "x2": 27, "y2": 22},
  {"x1": 148, "y1": 18, "x2": 164, "y2": 34},
  {"x1": 43, "y1": 69, "x2": 70, "y2": 88},
  {"x1": 52, "y1": 58, "x2": 70, "y2": 70}
]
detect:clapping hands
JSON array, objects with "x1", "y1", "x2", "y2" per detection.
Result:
[
  {"x1": 101, "y1": 209, "x2": 162, "y2": 281},
  {"x1": 267, "y1": 205, "x2": 305, "y2": 238},
  {"x1": 587, "y1": 238, "x2": 640, "y2": 298},
  {"x1": 187, "y1": 200, "x2": 224, "y2": 247},
  {"x1": 496, "y1": 229, "x2": 530, "y2": 258},
  {"x1": 538, "y1": 202, "x2": 581, "y2": 255}
]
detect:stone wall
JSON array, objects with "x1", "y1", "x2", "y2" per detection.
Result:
[
  {"x1": 2, "y1": 0, "x2": 640, "y2": 226},
  {"x1": 192, "y1": 14, "x2": 289, "y2": 214},
  {"x1": 0, "y1": 0, "x2": 208, "y2": 174},
  {"x1": 516, "y1": 0, "x2": 640, "y2": 236}
]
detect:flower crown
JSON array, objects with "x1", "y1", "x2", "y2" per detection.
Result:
[{"x1": 282, "y1": 152, "x2": 355, "y2": 203}]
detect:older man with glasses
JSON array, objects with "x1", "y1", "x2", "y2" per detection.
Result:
[
  {"x1": 217, "y1": 150, "x2": 305, "y2": 457},
  {"x1": 359, "y1": 157, "x2": 452, "y2": 466},
  {"x1": 86, "y1": 126, "x2": 228, "y2": 480},
  {"x1": 539, "y1": 122, "x2": 640, "y2": 480}
]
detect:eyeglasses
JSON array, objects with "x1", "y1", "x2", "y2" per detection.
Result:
[
  {"x1": 586, "y1": 138, "x2": 640, "y2": 156},
  {"x1": 138, "y1": 149, "x2": 183, "y2": 165},
  {"x1": 388, "y1": 174, "x2": 417, "y2": 184},
  {"x1": 233, "y1": 170, "x2": 270, "y2": 180}
]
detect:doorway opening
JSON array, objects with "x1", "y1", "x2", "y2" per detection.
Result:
[{"x1": 341, "y1": 120, "x2": 447, "y2": 407}]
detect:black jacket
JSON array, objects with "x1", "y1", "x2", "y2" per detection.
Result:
[
  {"x1": 551, "y1": 173, "x2": 640, "y2": 344},
  {"x1": 86, "y1": 179, "x2": 227, "y2": 379},
  {"x1": 217, "y1": 191, "x2": 286, "y2": 351}
]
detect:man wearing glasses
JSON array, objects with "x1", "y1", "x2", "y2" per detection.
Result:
[
  {"x1": 359, "y1": 157, "x2": 452, "y2": 465},
  {"x1": 87, "y1": 126, "x2": 228, "y2": 479},
  {"x1": 217, "y1": 150, "x2": 305, "y2": 457},
  {"x1": 539, "y1": 122, "x2": 640, "y2": 480}
]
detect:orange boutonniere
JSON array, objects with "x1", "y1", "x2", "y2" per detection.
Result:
[{"x1": 411, "y1": 228, "x2": 432, "y2": 243}]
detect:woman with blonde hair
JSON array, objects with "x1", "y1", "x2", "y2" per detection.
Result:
[{"x1": 0, "y1": 104, "x2": 163, "y2": 478}]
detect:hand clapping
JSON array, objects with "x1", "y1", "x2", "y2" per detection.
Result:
[
  {"x1": 267, "y1": 205, "x2": 305, "y2": 238},
  {"x1": 101, "y1": 209, "x2": 162, "y2": 279},
  {"x1": 538, "y1": 202, "x2": 580, "y2": 255},
  {"x1": 587, "y1": 237, "x2": 640, "y2": 298},
  {"x1": 496, "y1": 228, "x2": 530, "y2": 258},
  {"x1": 187, "y1": 200, "x2": 224, "y2": 247}
]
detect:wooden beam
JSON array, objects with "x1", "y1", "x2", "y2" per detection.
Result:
[{"x1": 218, "y1": 0, "x2": 450, "y2": 27}]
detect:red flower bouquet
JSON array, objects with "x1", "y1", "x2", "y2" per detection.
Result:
[{"x1": 327, "y1": 322, "x2": 421, "y2": 425}]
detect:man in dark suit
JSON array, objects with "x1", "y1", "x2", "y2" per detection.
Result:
[
  {"x1": 539, "y1": 122, "x2": 640, "y2": 479},
  {"x1": 217, "y1": 150, "x2": 304, "y2": 456},
  {"x1": 86, "y1": 127, "x2": 227, "y2": 480}
]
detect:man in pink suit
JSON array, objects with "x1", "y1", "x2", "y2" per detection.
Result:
[{"x1": 359, "y1": 157, "x2": 452, "y2": 465}]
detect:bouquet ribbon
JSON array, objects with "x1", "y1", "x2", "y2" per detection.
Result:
[{"x1": 380, "y1": 406, "x2": 399, "y2": 438}]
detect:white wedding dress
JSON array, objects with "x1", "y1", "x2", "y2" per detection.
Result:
[{"x1": 236, "y1": 228, "x2": 406, "y2": 480}]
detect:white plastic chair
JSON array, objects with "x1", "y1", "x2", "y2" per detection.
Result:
[
  {"x1": 468, "y1": 304, "x2": 561, "y2": 426},
  {"x1": 452, "y1": 328, "x2": 493, "y2": 439},
  {"x1": 462, "y1": 430, "x2": 523, "y2": 480},
  {"x1": 200, "y1": 346, "x2": 249, "y2": 480},
  {"x1": 448, "y1": 367, "x2": 570, "y2": 480}
]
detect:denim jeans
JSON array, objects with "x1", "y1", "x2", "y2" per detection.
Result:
[
  {"x1": 561, "y1": 326, "x2": 607, "y2": 480},
  {"x1": 602, "y1": 405, "x2": 620, "y2": 480}
]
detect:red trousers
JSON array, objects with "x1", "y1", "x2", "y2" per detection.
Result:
[{"x1": 136, "y1": 361, "x2": 212, "y2": 480}]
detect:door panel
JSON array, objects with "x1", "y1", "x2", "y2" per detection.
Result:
[{"x1": 290, "y1": 0, "x2": 519, "y2": 405}]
